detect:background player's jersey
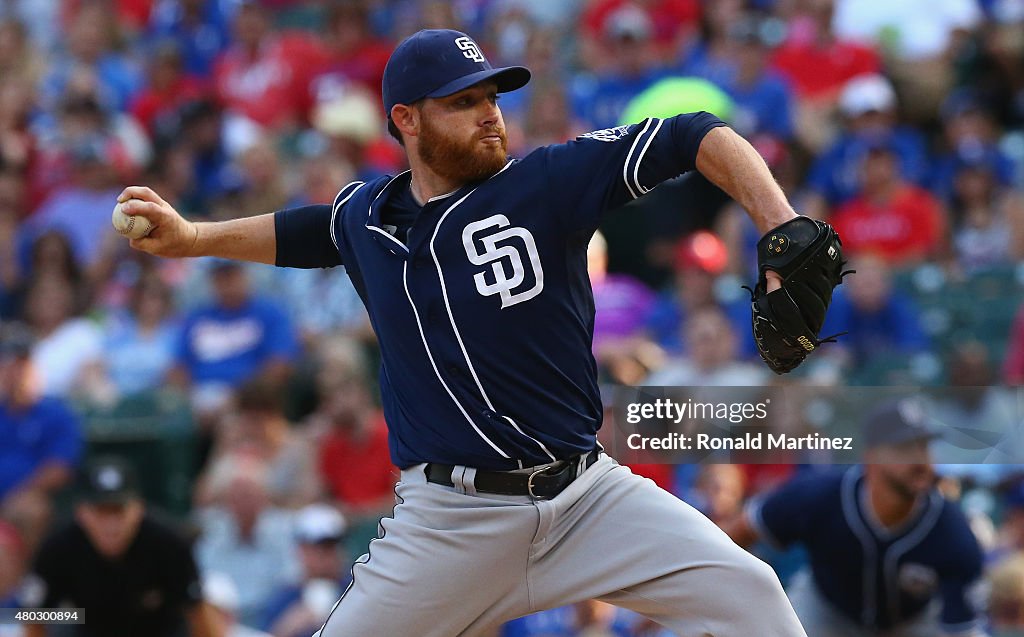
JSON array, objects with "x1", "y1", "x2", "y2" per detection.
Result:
[
  {"x1": 746, "y1": 467, "x2": 984, "y2": 634},
  {"x1": 276, "y1": 112, "x2": 724, "y2": 470}
]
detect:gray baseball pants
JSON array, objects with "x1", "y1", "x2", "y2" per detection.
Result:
[{"x1": 315, "y1": 454, "x2": 808, "y2": 636}]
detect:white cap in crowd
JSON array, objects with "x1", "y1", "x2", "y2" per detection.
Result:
[
  {"x1": 839, "y1": 74, "x2": 897, "y2": 117},
  {"x1": 294, "y1": 504, "x2": 348, "y2": 545}
]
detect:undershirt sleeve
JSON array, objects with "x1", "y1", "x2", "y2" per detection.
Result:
[{"x1": 273, "y1": 204, "x2": 343, "y2": 269}]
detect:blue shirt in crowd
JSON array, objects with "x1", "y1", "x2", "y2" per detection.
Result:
[
  {"x1": 678, "y1": 43, "x2": 794, "y2": 140},
  {"x1": 569, "y1": 69, "x2": 670, "y2": 131},
  {"x1": 175, "y1": 298, "x2": 299, "y2": 386},
  {"x1": 500, "y1": 605, "x2": 647, "y2": 637},
  {"x1": 808, "y1": 128, "x2": 930, "y2": 205},
  {"x1": 820, "y1": 287, "x2": 929, "y2": 361},
  {"x1": 928, "y1": 146, "x2": 1017, "y2": 204},
  {"x1": 148, "y1": 0, "x2": 232, "y2": 78},
  {"x1": 260, "y1": 575, "x2": 352, "y2": 634},
  {"x1": 0, "y1": 397, "x2": 83, "y2": 500},
  {"x1": 41, "y1": 54, "x2": 143, "y2": 113},
  {"x1": 103, "y1": 313, "x2": 181, "y2": 396},
  {"x1": 644, "y1": 290, "x2": 757, "y2": 358}
]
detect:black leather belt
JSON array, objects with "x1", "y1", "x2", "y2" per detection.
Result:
[{"x1": 425, "y1": 449, "x2": 600, "y2": 500}]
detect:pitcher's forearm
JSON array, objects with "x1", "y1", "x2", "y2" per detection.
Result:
[
  {"x1": 119, "y1": 186, "x2": 278, "y2": 263},
  {"x1": 191, "y1": 214, "x2": 277, "y2": 264},
  {"x1": 695, "y1": 127, "x2": 797, "y2": 234}
]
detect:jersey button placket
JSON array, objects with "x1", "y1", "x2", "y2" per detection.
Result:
[{"x1": 369, "y1": 232, "x2": 408, "y2": 259}]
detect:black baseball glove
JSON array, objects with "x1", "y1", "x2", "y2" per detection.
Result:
[{"x1": 745, "y1": 216, "x2": 852, "y2": 374}]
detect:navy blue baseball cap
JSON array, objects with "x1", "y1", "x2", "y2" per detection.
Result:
[
  {"x1": 382, "y1": 29, "x2": 530, "y2": 118},
  {"x1": 863, "y1": 398, "x2": 943, "y2": 448}
]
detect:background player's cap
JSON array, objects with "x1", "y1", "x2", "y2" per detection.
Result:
[
  {"x1": 294, "y1": 504, "x2": 347, "y2": 544},
  {"x1": 382, "y1": 29, "x2": 530, "y2": 117},
  {"x1": 79, "y1": 456, "x2": 141, "y2": 504},
  {"x1": 862, "y1": 398, "x2": 943, "y2": 448}
]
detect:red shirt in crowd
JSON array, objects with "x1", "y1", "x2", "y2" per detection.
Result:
[
  {"x1": 771, "y1": 38, "x2": 879, "y2": 99},
  {"x1": 309, "y1": 38, "x2": 391, "y2": 101},
  {"x1": 130, "y1": 76, "x2": 208, "y2": 135},
  {"x1": 214, "y1": 34, "x2": 327, "y2": 130},
  {"x1": 63, "y1": 0, "x2": 152, "y2": 31},
  {"x1": 739, "y1": 464, "x2": 796, "y2": 497},
  {"x1": 625, "y1": 463, "x2": 674, "y2": 492},
  {"x1": 302, "y1": 37, "x2": 392, "y2": 122},
  {"x1": 829, "y1": 184, "x2": 945, "y2": 266},
  {"x1": 318, "y1": 413, "x2": 397, "y2": 509}
]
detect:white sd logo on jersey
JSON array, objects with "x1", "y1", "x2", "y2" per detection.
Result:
[
  {"x1": 462, "y1": 215, "x2": 544, "y2": 308},
  {"x1": 455, "y1": 37, "x2": 485, "y2": 63}
]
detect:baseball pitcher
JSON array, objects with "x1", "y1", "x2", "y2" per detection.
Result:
[{"x1": 118, "y1": 29, "x2": 847, "y2": 637}]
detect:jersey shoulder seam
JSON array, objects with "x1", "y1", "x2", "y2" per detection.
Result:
[{"x1": 330, "y1": 181, "x2": 367, "y2": 250}]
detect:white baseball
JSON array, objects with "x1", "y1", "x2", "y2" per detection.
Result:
[{"x1": 111, "y1": 200, "x2": 154, "y2": 239}]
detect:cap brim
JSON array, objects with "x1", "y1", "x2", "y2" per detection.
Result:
[{"x1": 426, "y1": 66, "x2": 531, "y2": 100}]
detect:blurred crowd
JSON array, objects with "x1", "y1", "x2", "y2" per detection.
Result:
[{"x1": 1, "y1": 0, "x2": 1024, "y2": 635}]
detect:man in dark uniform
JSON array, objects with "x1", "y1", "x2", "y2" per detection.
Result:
[
  {"x1": 24, "y1": 457, "x2": 220, "y2": 637},
  {"x1": 723, "y1": 399, "x2": 986, "y2": 637}
]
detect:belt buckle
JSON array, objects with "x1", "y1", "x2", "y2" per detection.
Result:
[{"x1": 526, "y1": 465, "x2": 556, "y2": 500}]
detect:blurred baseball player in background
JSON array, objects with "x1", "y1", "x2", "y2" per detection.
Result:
[
  {"x1": 722, "y1": 399, "x2": 986, "y2": 637},
  {"x1": 116, "y1": 28, "x2": 828, "y2": 637}
]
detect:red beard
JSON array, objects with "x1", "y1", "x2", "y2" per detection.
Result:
[{"x1": 417, "y1": 117, "x2": 508, "y2": 183}]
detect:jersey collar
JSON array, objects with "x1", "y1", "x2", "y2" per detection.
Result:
[
  {"x1": 426, "y1": 188, "x2": 460, "y2": 203},
  {"x1": 364, "y1": 161, "x2": 517, "y2": 254},
  {"x1": 365, "y1": 170, "x2": 413, "y2": 254},
  {"x1": 847, "y1": 466, "x2": 941, "y2": 541}
]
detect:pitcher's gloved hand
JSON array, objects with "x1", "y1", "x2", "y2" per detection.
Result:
[{"x1": 745, "y1": 216, "x2": 853, "y2": 374}]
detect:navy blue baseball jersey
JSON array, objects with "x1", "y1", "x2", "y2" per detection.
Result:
[
  {"x1": 276, "y1": 112, "x2": 724, "y2": 470},
  {"x1": 746, "y1": 467, "x2": 984, "y2": 634}
]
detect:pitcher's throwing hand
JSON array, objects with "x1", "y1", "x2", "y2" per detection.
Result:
[{"x1": 115, "y1": 187, "x2": 198, "y2": 258}]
